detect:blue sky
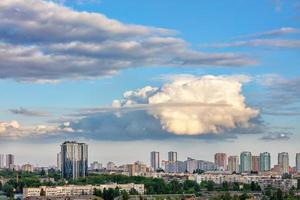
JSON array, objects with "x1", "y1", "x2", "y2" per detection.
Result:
[{"x1": 0, "y1": 0, "x2": 299, "y2": 166}]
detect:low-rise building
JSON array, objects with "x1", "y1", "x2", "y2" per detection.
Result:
[{"x1": 23, "y1": 183, "x2": 145, "y2": 198}]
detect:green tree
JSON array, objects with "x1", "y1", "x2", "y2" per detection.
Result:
[
  {"x1": 3, "y1": 183, "x2": 14, "y2": 198},
  {"x1": 222, "y1": 181, "x2": 229, "y2": 191},
  {"x1": 206, "y1": 181, "x2": 215, "y2": 191},
  {"x1": 129, "y1": 188, "x2": 139, "y2": 195},
  {"x1": 121, "y1": 190, "x2": 129, "y2": 200},
  {"x1": 93, "y1": 188, "x2": 102, "y2": 197}
]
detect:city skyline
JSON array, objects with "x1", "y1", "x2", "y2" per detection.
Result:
[
  {"x1": 1, "y1": 143, "x2": 300, "y2": 170},
  {"x1": 0, "y1": 0, "x2": 299, "y2": 166}
]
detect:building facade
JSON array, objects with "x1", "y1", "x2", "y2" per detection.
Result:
[
  {"x1": 296, "y1": 153, "x2": 300, "y2": 173},
  {"x1": 278, "y1": 152, "x2": 289, "y2": 174},
  {"x1": 228, "y1": 156, "x2": 239, "y2": 173},
  {"x1": 61, "y1": 141, "x2": 88, "y2": 179},
  {"x1": 240, "y1": 152, "x2": 252, "y2": 173},
  {"x1": 214, "y1": 153, "x2": 227, "y2": 170},
  {"x1": 251, "y1": 156, "x2": 260, "y2": 172},
  {"x1": 0, "y1": 154, "x2": 4, "y2": 168},
  {"x1": 24, "y1": 184, "x2": 145, "y2": 198},
  {"x1": 6, "y1": 154, "x2": 14, "y2": 169},
  {"x1": 57, "y1": 152, "x2": 61, "y2": 171},
  {"x1": 168, "y1": 151, "x2": 177, "y2": 163},
  {"x1": 150, "y1": 151, "x2": 160, "y2": 170},
  {"x1": 260, "y1": 152, "x2": 271, "y2": 172}
]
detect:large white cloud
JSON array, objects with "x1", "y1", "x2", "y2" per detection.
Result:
[
  {"x1": 114, "y1": 75, "x2": 259, "y2": 135},
  {"x1": 0, "y1": 0, "x2": 256, "y2": 82}
]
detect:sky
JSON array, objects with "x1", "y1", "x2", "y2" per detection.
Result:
[{"x1": 0, "y1": 0, "x2": 299, "y2": 167}]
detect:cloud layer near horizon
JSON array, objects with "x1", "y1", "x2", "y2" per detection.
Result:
[
  {"x1": 61, "y1": 75, "x2": 261, "y2": 140},
  {"x1": 0, "y1": 0, "x2": 256, "y2": 82}
]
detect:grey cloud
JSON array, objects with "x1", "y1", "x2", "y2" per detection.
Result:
[
  {"x1": 260, "y1": 131, "x2": 292, "y2": 141},
  {"x1": 250, "y1": 75, "x2": 300, "y2": 117},
  {"x1": 206, "y1": 39, "x2": 300, "y2": 49},
  {"x1": 0, "y1": 0, "x2": 255, "y2": 82},
  {"x1": 9, "y1": 107, "x2": 49, "y2": 117},
  {"x1": 64, "y1": 109, "x2": 262, "y2": 141}
]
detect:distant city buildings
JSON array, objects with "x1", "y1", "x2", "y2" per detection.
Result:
[
  {"x1": 240, "y1": 152, "x2": 252, "y2": 172},
  {"x1": 278, "y1": 152, "x2": 289, "y2": 174},
  {"x1": 227, "y1": 156, "x2": 239, "y2": 173},
  {"x1": 106, "y1": 162, "x2": 116, "y2": 171},
  {"x1": 150, "y1": 151, "x2": 160, "y2": 170},
  {"x1": 22, "y1": 164, "x2": 34, "y2": 172},
  {"x1": 214, "y1": 153, "x2": 227, "y2": 170},
  {"x1": 260, "y1": 152, "x2": 271, "y2": 172},
  {"x1": 126, "y1": 161, "x2": 151, "y2": 176},
  {"x1": 90, "y1": 161, "x2": 103, "y2": 171},
  {"x1": 60, "y1": 141, "x2": 88, "y2": 179},
  {"x1": 2, "y1": 143, "x2": 300, "y2": 179}
]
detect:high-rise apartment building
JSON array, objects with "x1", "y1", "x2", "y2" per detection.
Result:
[
  {"x1": 214, "y1": 153, "x2": 227, "y2": 170},
  {"x1": 296, "y1": 153, "x2": 300, "y2": 173},
  {"x1": 150, "y1": 151, "x2": 160, "y2": 170},
  {"x1": 278, "y1": 152, "x2": 289, "y2": 174},
  {"x1": 6, "y1": 154, "x2": 14, "y2": 169},
  {"x1": 60, "y1": 141, "x2": 88, "y2": 179},
  {"x1": 260, "y1": 152, "x2": 271, "y2": 172},
  {"x1": 251, "y1": 156, "x2": 260, "y2": 172},
  {"x1": 240, "y1": 152, "x2": 252, "y2": 172},
  {"x1": 0, "y1": 154, "x2": 4, "y2": 168},
  {"x1": 168, "y1": 151, "x2": 177, "y2": 163},
  {"x1": 186, "y1": 157, "x2": 198, "y2": 173},
  {"x1": 228, "y1": 156, "x2": 239, "y2": 172}
]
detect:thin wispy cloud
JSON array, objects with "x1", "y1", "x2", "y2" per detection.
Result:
[
  {"x1": 260, "y1": 131, "x2": 292, "y2": 141},
  {"x1": 236, "y1": 27, "x2": 300, "y2": 39},
  {"x1": 203, "y1": 39, "x2": 300, "y2": 49}
]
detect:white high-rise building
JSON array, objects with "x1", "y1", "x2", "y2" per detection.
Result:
[
  {"x1": 296, "y1": 153, "x2": 300, "y2": 173},
  {"x1": 150, "y1": 151, "x2": 160, "y2": 170},
  {"x1": 278, "y1": 152, "x2": 289, "y2": 174},
  {"x1": 186, "y1": 157, "x2": 198, "y2": 173},
  {"x1": 0, "y1": 154, "x2": 4, "y2": 168},
  {"x1": 228, "y1": 156, "x2": 239, "y2": 172}
]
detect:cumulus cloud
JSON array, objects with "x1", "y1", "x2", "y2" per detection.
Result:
[
  {"x1": 66, "y1": 75, "x2": 260, "y2": 140},
  {"x1": 0, "y1": 120, "x2": 73, "y2": 139},
  {"x1": 0, "y1": 0, "x2": 255, "y2": 82},
  {"x1": 9, "y1": 107, "x2": 49, "y2": 117},
  {"x1": 117, "y1": 75, "x2": 259, "y2": 135}
]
